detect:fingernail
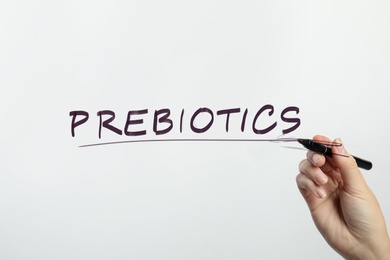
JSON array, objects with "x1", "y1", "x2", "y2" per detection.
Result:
[
  {"x1": 315, "y1": 172, "x2": 328, "y2": 185},
  {"x1": 335, "y1": 138, "x2": 346, "y2": 153},
  {"x1": 312, "y1": 154, "x2": 322, "y2": 164},
  {"x1": 316, "y1": 188, "x2": 326, "y2": 198}
]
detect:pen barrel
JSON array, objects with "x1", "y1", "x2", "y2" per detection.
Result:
[
  {"x1": 352, "y1": 155, "x2": 372, "y2": 170},
  {"x1": 298, "y1": 139, "x2": 372, "y2": 170}
]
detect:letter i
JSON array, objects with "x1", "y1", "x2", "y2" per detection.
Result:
[
  {"x1": 241, "y1": 109, "x2": 248, "y2": 132},
  {"x1": 180, "y1": 109, "x2": 184, "y2": 133}
]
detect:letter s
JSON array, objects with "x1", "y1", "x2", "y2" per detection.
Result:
[{"x1": 281, "y1": 106, "x2": 300, "y2": 134}]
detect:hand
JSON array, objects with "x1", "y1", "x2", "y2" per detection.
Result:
[{"x1": 296, "y1": 135, "x2": 390, "y2": 259}]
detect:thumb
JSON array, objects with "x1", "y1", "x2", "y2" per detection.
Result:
[{"x1": 331, "y1": 138, "x2": 368, "y2": 192}]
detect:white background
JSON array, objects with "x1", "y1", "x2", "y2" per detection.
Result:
[{"x1": 1, "y1": 1, "x2": 389, "y2": 259}]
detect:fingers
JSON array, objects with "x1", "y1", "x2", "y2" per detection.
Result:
[
  {"x1": 307, "y1": 150, "x2": 326, "y2": 167},
  {"x1": 297, "y1": 156, "x2": 328, "y2": 199},
  {"x1": 330, "y1": 138, "x2": 369, "y2": 194},
  {"x1": 296, "y1": 172, "x2": 327, "y2": 199},
  {"x1": 300, "y1": 156, "x2": 328, "y2": 186},
  {"x1": 296, "y1": 138, "x2": 340, "y2": 200},
  {"x1": 297, "y1": 135, "x2": 369, "y2": 199}
]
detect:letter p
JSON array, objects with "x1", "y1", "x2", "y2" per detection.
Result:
[{"x1": 69, "y1": 111, "x2": 89, "y2": 137}]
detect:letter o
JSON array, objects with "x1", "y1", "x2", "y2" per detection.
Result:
[{"x1": 190, "y1": 108, "x2": 214, "y2": 133}]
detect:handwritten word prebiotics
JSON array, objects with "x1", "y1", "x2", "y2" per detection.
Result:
[{"x1": 69, "y1": 105, "x2": 301, "y2": 140}]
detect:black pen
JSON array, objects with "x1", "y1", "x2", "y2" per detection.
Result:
[{"x1": 297, "y1": 139, "x2": 372, "y2": 170}]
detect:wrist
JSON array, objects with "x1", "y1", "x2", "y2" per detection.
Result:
[
  {"x1": 377, "y1": 238, "x2": 390, "y2": 260},
  {"x1": 349, "y1": 238, "x2": 390, "y2": 260}
]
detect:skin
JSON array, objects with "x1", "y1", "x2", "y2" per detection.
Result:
[{"x1": 296, "y1": 135, "x2": 390, "y2": 259}]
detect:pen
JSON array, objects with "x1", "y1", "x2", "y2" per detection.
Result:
[{"x1": 297, "y1": 139, "x2": 372, "y2": 170}]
